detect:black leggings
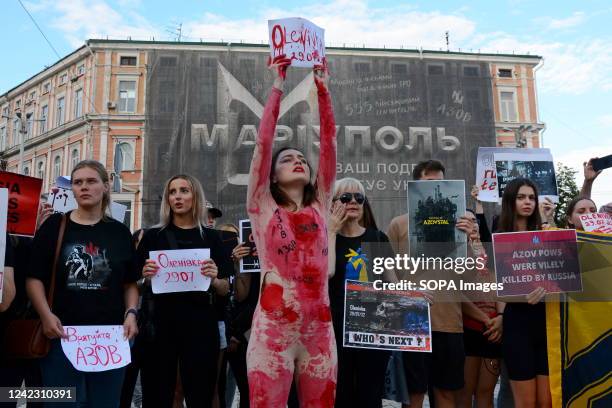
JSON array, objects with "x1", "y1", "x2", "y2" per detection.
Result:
[
  {"x1": 335, "y1": 345, "x2": 390, "y2": 407},
  {"x1": 141, "y1": 304, "x2": 219, "y2": 407}
]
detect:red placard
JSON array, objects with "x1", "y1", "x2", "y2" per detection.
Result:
[{"x1": 0, "y1": 171, "x2": 43, "y2": 236}]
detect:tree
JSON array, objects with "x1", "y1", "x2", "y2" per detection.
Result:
[{"x1": 554, "y1": 162, "x2": 580, "y2": 227}]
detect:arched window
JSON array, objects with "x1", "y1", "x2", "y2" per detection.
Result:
[
  {"x1": 116, "y1": 142, "x2": 135, "y2": 171},
  {"x1": 71, "y1": 148, "x2": 80, "y2": 170},
  {"x1": 23, "y1": 166, "x2": 30, "y2": 176},
  {"x1": 37, "y1": 161, "x2": 45, "y2": 181},
  {"x1": 53, "y1": 155, "x2": 62, "y2": 180}
]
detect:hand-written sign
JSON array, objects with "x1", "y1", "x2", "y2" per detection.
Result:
[
  {"x1": 579, "y1": 213, "x2": 612, "y2": 234},
  {"x1": 268, "y1": 17, "x2": 325, "y2": 68},
  {"x1": 150, "y1": 248, "x2": 212, "y2": 294},
  {"x1": 0, "y1": 171, "x2": 43, "y2": 236},
  {"x1": 61, "y1": 325, "x2": 130, "y2": 372}
]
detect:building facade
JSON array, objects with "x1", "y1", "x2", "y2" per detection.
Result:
[{"x1": 0, "y1": 40, "x2": 544, "y2": 230}]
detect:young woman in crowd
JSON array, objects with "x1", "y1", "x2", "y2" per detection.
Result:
[
  {"x1": 458, "y1": 209, "x2": 504, "y2": 408},
  {"x1": 565, "y1": 196, "x2": 598, "y2": 230},
  {"x1": 495, "y1": 178, "x2": 554, "y2": 408},
  {"x1": 137, "y1": 174, "x2": 232, "y2": 407},
  {"x1": 26, "y1": 160, "x2": 139, "y2": 407},
  {"x1": 245, "y1": 56, "x2": 337, "y2": 407},
  {"x1": 327, "y1": 177, "x2": 396, "y2": 407}
]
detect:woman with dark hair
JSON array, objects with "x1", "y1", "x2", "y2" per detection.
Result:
[
  {"x1": 327, "y1": 177, "x2": 396, "y2": 407},
  {"x1": 26, "y1": 160, "x2": 139, "y2": 407},
  {"x1": 245, "y1": 56, "x2": 337, "y2": 407},
  {"x1": 138, "y1": 174, "x2": 232, "y2": 407},
  {"x1": 495, "y1": 178, "x2": 554, "y2": 408}
]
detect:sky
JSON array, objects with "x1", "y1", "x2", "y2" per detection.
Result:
[{"x1": 1, "y1": 0, "x2": 611, "y2": 205}]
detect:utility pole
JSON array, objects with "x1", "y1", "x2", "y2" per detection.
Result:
[
  {"x1": 445, "y1": 31, "x2": 449, "y2": 51},
  {"x1": 15, "y1": 112, "x2": 32, "y2": 174}
]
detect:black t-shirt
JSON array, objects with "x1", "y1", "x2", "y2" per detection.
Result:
[
  {"x1": 328, "y1": 228, "x2": 395, "y2": 328},
  {"x1": 3, "y1": 233, "x2": 14, "y2": 268},
  {"x1": 27, "y1": 212, "x2": 137, "y2": 325},
  {"x1": 136, "y1": 223, "x2": 233, "y2": 311}
]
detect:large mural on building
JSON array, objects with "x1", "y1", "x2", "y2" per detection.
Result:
[{"x1": 143, "y1": 48, "x2": 496, "y2": 228}]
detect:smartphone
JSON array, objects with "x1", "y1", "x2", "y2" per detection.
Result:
[{"x1": 592, "y1": 154, "x2": 612, "y2": 172}]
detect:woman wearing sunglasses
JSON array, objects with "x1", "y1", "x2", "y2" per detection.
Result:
[{"x1": 327, "y1": 177, "x2": 397, "y2": 407}]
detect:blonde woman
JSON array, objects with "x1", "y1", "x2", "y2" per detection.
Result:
[
  {"x1": 27, "y1": 160, "x2": 139, "y2": 407},
  {"x1": 137, "y1": 174, "x2": 232, "y2": 407}
]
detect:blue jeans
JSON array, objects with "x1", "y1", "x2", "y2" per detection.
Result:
[{"x1": 40, "y1": 339, "x2": 126, "y2": 407}]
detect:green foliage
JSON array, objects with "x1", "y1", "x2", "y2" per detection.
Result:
[{"x1": 554, "y1": 162, "x2": 580, "y2": 227}]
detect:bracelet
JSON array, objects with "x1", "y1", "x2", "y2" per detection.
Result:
[{"x1": 124, "y1": 308, "x2": 138, "y2": 320}]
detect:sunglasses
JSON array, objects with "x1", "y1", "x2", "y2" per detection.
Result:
[{"x1": 334, "y1": 192, "x2": 365, "y2": 204}]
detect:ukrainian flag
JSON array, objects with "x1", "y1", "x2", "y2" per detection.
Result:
[{"x1": 546, "y1": 230, "x2": 612, "y2": 408}]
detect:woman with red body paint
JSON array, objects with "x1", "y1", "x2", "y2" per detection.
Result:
[{"x1": 245, "y1": 56, "x2": 337, "y2": 407}]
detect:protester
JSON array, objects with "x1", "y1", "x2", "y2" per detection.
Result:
[
  {"x1": 206, "y1": 202, "x2": 223, "y2": 228},
  {"x1": 386, "y1": 159, "x2": 476, "y2": 408},
  {"x1": 580, "y1": 158, "x2": 602, "y2": 199},
  {"x1": 495, "y1": 178, "x2": 553, "y2": 408},
  {"x1": 26, "y1": 160, "x2": 139, "y2": 407},
  {"x1": 458, "y1": 210, "x2": 504, "y2": 408},
  {"x1": 245, "y1": 56, "x2": 337, "y2": 407},
  {"x1": 565, "y1": 196, "x2": 598, "y2": 229},
  {"x1": 137, "y1": 174, "x2": 231, "y2": 407},
  {"x1": 327, "y1": 177, "x2": 396, "y2": 407}
]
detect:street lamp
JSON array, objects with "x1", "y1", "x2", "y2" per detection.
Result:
[
  {"x1": 15, "y1": 111, "x2": 33, "y2": 174},
  {"x1": 502, "y1": 124, "x2": 544, "y2": 148}
]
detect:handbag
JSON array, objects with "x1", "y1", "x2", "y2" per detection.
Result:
[{"x1": 3, "y1": 214, "x2": 67, "y2": 359}]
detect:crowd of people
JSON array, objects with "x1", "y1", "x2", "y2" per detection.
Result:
[{"x1": 0, "y1": 57, "x2": 610, "y2": 408}]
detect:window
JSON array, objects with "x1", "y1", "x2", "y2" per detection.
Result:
[
  {"x1": 2, "y1": 106, "x2": 8, "y2": 117},
  {"x1": 120, "y1": 56, "x2": 137, "y2": 66},
  {"x1": 463, "y1": 66, "x2": 479, "y2": 77},
  {"x1": 26, "y1": 115, "x2": 33, "y2": 139},
  {"x1": 15, "y1": 100, "x2": 21, "y2": 109},
  {"x1": 29, "y1": 91, "x2": 36, "y2": 101},
  {"x1": 354, "y1": 62, "x2": 371, "y2": 74},
  {"x1": 59, "y1": 73, "x2": 68, "y2": 85},
  {"x1": 77, "y1": 64, "x2": 85, "y2": 76},
  {"x1": 498, "y1": 68, "x2": 513, "y2": 78},
  {"x1": 40, "y1": 105, "x2": 48, "y2": 133},
  {"x1": 71, "y1": 148, "x2": 80, "y2": 170},
  {"x1": 43, "y1": 82, "x2": 51, "y2": 94},
  {"x1": 427, "y1": 64, "x2": 444, "y2": 75},
  {"x1": 0, "y1": 127, "x2": 6, "y2": 151},
  {"x1": 57, "y1": 97, "x2": 65, "y2": 126},
  {"x1": 500, "y1": 91, "x2": 517, "y2": 122},
  {"x1": 53, "y1": 155, "x2": 62, "y2": 180},
  {"x1": 119, "y1": 81, "x2": 136, "y2": 112},
  {"x1": 12, "y1": 119, "x2": 19, "y2": 146},
  {"x1": 116, "y1": 142, "x2": 135, "y2": 171},
  {"x1": 74, "y1": 89, "x2": 83, "y2": 118},
  {"x1": 23, "y1": 166, "x2": 29, "y2": 176},
  {"x1": 115, "y1": 200, "x2": 132, "y2": 227},
  {"x1": 37, "y1": 160, "x2": 45, "y2": 181}
]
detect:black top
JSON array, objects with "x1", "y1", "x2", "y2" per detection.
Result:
[
  {"x1": 136, "y1": 223, "x2": 233, "y2": 310},
  {"x1": 328, "y1": 228, "x2": 395, "y2": 328},
  {"x1": 476, "y1": 213, "x2": 492, "y2": 243},
  {"x1": 27, "y1": 212, "x2": 138, "y2": 325},
  {"x1": 3, "y1": 233, "x2": 14, "y2": 268}
]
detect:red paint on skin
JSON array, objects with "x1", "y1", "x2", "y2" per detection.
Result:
[
  {"x1": 249, "y1": 369, "x2": 293, "y2": 408},
  {"x1": 297, "y1": 375, "x2": 336, "y2": 407}
]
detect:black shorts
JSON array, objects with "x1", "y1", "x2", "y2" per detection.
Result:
[
  {"x1": 402, "y1": 331, "x2": 465, "y2": 393},
  {"x1": 502, "y1": 303, "x2": 548, "y2": 381},
  {"x1": 464, "y1": 328, "x2": 502, "y2": 359}
]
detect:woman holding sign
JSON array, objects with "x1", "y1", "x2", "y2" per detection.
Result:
[
  {"x1": 26, "y1": 160, "x2": 139, "y2": 407},
  {"x1": 495, "y1": 178, "x2": 553, "y2": 408},
  {"x1": 137, "y1": 174, "x2": 232, "y2": 407},
  {"x1": 245, "y1": 56, "x2": 337, "y2": 407}
]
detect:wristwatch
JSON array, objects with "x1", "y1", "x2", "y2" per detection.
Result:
[{"x1": 124, "y1": 308, "x2": 138, "y2": 320}]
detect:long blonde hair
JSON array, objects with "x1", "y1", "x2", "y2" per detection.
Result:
[
  {"x1": 157, "y1": 174, "x2": 208, "y2": 232},
  {"x1": 70, "y1": 160, "x2": 111, "y2": 219}
]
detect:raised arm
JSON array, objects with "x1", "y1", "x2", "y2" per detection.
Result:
[
  {"x1": 314, "y1": 61, "x2": 337, "y2": 207},
  {"x1": 246, "y1": 57, "x2": 291, "y2": 214}
]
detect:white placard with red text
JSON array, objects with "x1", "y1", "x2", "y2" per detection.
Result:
[
  {"x1": 149, "y1": 248, "x2": 211, "y2": 294},
  {"x1": 579, "y1": 213, "x2": 612, "y2": 234},
  {"x1": 61, "y1": 325, "x2": 130, "y2": 372},
  {"x1": 268, "y1": 17, "x2": 325, "y2": 68}
]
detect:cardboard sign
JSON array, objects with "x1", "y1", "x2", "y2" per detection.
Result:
[
  {"x1": 494, "y1": 151, "x2": 558, "y2": 203},
  {"x1": 343, "y1": 280, "x2": 431, "y2": 352},
  {"x1": 239, "y1": 219, "x2": 260, "y2": 273},
  {"x1": 61, "y1": 325, "x2": 131, "y2": 372},
  {"x1": 0, "y1": 189, "x2": 7, "y2": 302},
  {"x1": 475, "y1": 147, "x2": 550, "y2": 202},
  {"x1": 0, "y1": 171, "x2": 43, "y2": 237},
  {"x1": 492, "y1": 229, "x2": 582, "y2": 296},
  {"x1": 579, "y1": 213, "x2": 612, "y2": 234},
  {"x1": 149, "y1": 248, "x2": 211, "y2": 294},
  {"x1": 268, "y1": 17, "x2": 325, "y2": 68}
]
